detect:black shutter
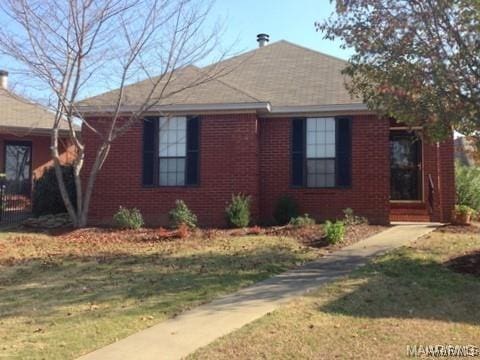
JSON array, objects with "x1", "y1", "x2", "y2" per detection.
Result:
[
  {"x1": 292, "y1": 118, "x2": 305, "y2": 187},
  {"x1": 142, "y1": 117, "x2": 157, "y2": 186},
  {"x1": 186, "y1": 116, "x2": 200, "y2": 185},
  {"x1": 336, "y1": 117, "x2": 352, "y2": 187}
]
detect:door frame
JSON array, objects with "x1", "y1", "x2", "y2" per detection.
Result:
[{"x1": 389, "y1": 128, "x2": 424, "y2": 203}]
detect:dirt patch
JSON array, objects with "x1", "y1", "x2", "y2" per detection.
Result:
[{"x1": 446, "y1": 249, "x2": 480, "y2": 277}]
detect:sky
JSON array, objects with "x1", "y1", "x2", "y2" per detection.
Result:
[
  {"x1": 0, "y1": 0, "x2": 352, "y2": 100},
  {"x1": 206, "y1": 0, "x2": 351, "y2": 62}
]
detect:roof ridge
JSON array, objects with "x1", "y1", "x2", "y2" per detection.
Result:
[{"x1": 277, "y1": 40, "x2": 349, "y2": 64}]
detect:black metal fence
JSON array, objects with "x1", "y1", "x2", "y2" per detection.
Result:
[{"x1": 0, "y1": 183, "x2": 32, "y2": 226}]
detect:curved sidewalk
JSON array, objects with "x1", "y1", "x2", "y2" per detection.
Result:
[{"x1": 78, "y1": 223, "x2": 440, "y2": 360}]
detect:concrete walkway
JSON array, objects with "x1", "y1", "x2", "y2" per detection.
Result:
[{"x1": 78, "y1": 223, "x2": 440, "y2": 360}]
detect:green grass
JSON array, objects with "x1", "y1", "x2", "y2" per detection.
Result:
[
  {"x1": 190, "y1": 226, "x2": 480, "y2": 359},
  {"x1": 0, "y1": 230, "x2": 320, "y2": 359}
]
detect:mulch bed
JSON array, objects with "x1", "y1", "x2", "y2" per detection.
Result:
[
  {"x1": 446, "y1": 249, "x2": 480, "y2": 277},
  {"x1": 436, "y1": 223, "x2": 480, "y2": 235},
  {"x1": 13, "y1": 222, "x2": 387, "y2": 252}
]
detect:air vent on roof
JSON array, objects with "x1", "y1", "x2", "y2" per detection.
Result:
[
  {"x1": 0, "y1": 70, "x2": 8, "y2": 90},
  {"x1": 257, "y1": 33, "x2": 269, "y2": 48}
]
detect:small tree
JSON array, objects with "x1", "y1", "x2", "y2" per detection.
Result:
[
  {"x1": 0, "y1": 0, "x2": 230, "y2": 227},
  {"x1": 225, "y1": 194, "x2": 251, "y2": 228}
]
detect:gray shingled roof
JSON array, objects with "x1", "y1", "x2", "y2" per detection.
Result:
[
  {"x1": 0, "y1": 88, "x2": 71, "y2": 133},
  {"x1": 77, "y1": 40, "x2": 362, "y2": 111}
]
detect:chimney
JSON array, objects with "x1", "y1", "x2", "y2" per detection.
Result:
[
  {"x1": 257, "y1": 33, "x2": 269, "y2": 48},
  {"x1": 0, "y1": 70, "x2": 8, "y2": 90}
]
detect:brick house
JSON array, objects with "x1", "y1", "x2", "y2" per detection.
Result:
[
  {"x1": 0, "y1": 70, "x2": 75, "y2": 201},
  {"x1": 77, "y1": 36, "x2": 455, "y2": 226}
]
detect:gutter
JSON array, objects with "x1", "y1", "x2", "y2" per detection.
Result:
[
  {"x1": 267, "y1": 103, "x2": 371, "y2": 116},
  {"x1": 0, "y1": 126, "x2": 74, "y2": 137},
  {"x1": 76, "y1": 102, "x2": 272, "y2": 116},
  {"x1": 76, "y1": 102, "x2": 373, "y2": 117}
]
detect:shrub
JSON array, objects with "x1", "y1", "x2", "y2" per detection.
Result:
[
  {"x1": 32, "y1": 165, "x2": 77, "y2": 217},
  {"x1": 324, "y1": 220, "x2": 346, "y2": 244},
  {"x1": 169, "y1": 200, "x2": 197, "y2": 229},
  {"x1": 342, "y1": 208, "x2": 368, "y2": 226},
  {"x1": 454, "y1": 204, "x2": 476, "y2": 217},
  {"x1": 289, "y1": 213, "x2": 315, "y2": 227},
  {"x1": 113, "y1": 206, "x2": 144, "y2": 229},
  {"x1": 273, "y1": 195, "x2": 299, "y2": 225},
  {"x1": 225, "y1": 193, "x2": 251, "y2": 228},
  {"x1": 455, "y1": 164, "x2": 480, "y2": 211}
]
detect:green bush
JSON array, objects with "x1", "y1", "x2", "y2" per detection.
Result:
[
  {"x1": 273, "y1": 195, "x2": 299, "y2": 225},
  {"x1": 32, "y1": 165, "x2": 77, "y2": 217},
  {"x1": 324, "y1": 220, "x2": 346, "y2": 244},
  {"x1": 225, "y1": 194, "x2": 251, "y2": 228},
  {"x1": 169, "y1": 200, "x2": 197, "y2": 229},
  {"x1": 113, "y1": 206, "x2": 144, "y2": 229},
  {"x1": 342, "y1": 208, "x2": 368, "y2": 226},
  {"x1": 289, "y1": 213, "x2": 315, "y2": 227},
  {"x1": 454, "y1": 204, "x2": 476, "y2": 217},
  {"x1": 455, "y1": 164, "x2": 480, "y2": 211}
]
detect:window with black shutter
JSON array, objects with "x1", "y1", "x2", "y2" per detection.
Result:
[
  {"x1": 291, "y1": 116, "x2": 351, "y2": 188},
  {"x1": 142, "y1": 116, "x2": 200, "y2": 187}
]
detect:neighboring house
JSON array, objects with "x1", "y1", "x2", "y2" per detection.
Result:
[
  {"x1": 77, "y1": 35, "x2": 455, "y2": 226},
  {"x1": 0, "y1": 70, "x2": 75, "y2": 200},
  {"x1": 455, "y1": 136, "x2": 477, "y2": 167}
]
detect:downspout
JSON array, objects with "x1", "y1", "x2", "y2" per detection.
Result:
[{"x1": 436, "y1": 142, "x2": 443, "y2": 222}]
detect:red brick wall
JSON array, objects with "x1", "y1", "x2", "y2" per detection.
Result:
[
  {"x1": 84, "y1": 114, "x2": 260, "y2": 227},
  {"x1": 83, "y1": 114, "x2": 455, "y2": 227},
  {"x1": 0, "y1": 133, "x2": 75, "y2": 180},
  {"x1": 259, "y1": 115, "x2": 391, "y2": 225}
]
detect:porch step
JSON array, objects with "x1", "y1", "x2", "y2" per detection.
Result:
[{"x1": 390, "y1": 204, "x2": 431, "y2": 222}]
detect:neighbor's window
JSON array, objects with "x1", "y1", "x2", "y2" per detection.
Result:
[
  {"x1": 306, "y1": 117, "x2": 336, "y2": 187},
  {"x1": 159, "y1": 117, "x2": 187, "y2": 186}
]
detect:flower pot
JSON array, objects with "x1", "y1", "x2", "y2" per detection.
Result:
[{"x1": 452, "y1": 210, "x2": 472, "y2": 225}]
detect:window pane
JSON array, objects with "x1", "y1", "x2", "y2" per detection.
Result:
[
  {"x1": 306, "y1": 117, "x2": 336, "y2": 160},
  {"x1": 306, "y1": 159, "x2": 335, "y2": 188},
  {"x1": 159, "y1": 117, "x2": 187, "y2": 157},
  {"x1": 325, "y1": 144, "x2": 335, "y2": 157},
  {"x1": 325, "y1": 131, "x2": 335, "y2": 144},
  {"x1": 325, "y1": 118, "x2": 335, "y2": 131},
  {"x1": 159, "y1": 172, "x2": 168, "y2": 185},
  {"x1": 176, "y1": 171, "x2": 185, "y2": 185},
  {"x1": 325, "y1": 174, "x2": 335, "y2": 187}
]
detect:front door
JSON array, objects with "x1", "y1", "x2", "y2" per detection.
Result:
[
  {"x1": 390, "y1": 131, "x2": 422, "y2": 201},
  {"x1": 4, "y1": 141, "x2": 32, "y2": 197}
]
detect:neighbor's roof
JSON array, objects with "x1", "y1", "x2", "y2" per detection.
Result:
[
  {"x1": 77, "y1": 40, "x2": 366, "y2": 114},
  {"x1": 0, "y1": 88, "x2": 72, "y2": 134}
]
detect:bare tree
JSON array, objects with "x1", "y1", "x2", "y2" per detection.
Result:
[{"x1": 0, "y1": 0, "x2": 229, "y2": 227}]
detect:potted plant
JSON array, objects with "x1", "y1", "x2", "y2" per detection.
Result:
[{"x1": 452, "y1": 205, "x2": 476, "y2": 225}]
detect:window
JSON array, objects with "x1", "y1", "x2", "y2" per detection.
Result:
[
  {"x1": 142, "y1": 116, "x2": 200, "y2": 187},
  {"x1": 291, "y1": 117, "x2": 351, "y2": 188},
  {"x1": 4, "y1": 141, "x2": 32, "y2": 196},
  {"x1": 159, "y1": 117, "x2": 187, "y2": 186},
  {"x1": 306, "y1": 117, "x2": 336, "y2": 187}
]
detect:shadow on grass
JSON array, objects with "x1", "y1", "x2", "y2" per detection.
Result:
[
  {"x1": 318, "y1": 249, "x2": 480, "y2": 325},
  {"x1": 0, "y1": 246, "x2": 307, "y2": 321}
]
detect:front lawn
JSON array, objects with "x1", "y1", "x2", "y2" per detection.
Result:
[
  {"x1": 190, "y1": 225, "x2": 480, "y2": 359},
  {"x1": 0, "y1": 228, "x2": 321, "y2": 359}
]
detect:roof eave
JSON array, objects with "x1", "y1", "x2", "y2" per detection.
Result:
[
  {"x1": 266, "y1": 103, "x2": 372, "y2": 117},
  {"x1": 76, "y1": 102, "x2": 272, "y2": 116},
  {"x1": 0, "y1": 125, "x2": 75, "y2": 137}
]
